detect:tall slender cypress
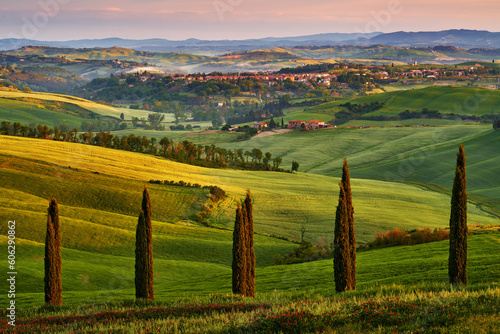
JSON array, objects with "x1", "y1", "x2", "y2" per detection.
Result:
[
  {"x1": 45, "y1": 198, "x2": 62, "y2": 306},
  {"x1": 449, "y1": 144, "x2": 468, "y2": 285},
  {"x1": 341, "y1": 158, "x2": 356, "y2": 290},
  {"x1": 135, "y1": 211, "x2": 148, "y2": 299},
  {"x1": 142, "y1": 185, "x2": 154, "y2": 299},
  {"x1": 232, "y1": 204, "x2": 247, "y2": 296},
  {"x1": 244, "y1": 191, "x2": 255, "y2": 297},
  {"x1": 334, "y1": 183, "x2": 351, "y2": 292}
]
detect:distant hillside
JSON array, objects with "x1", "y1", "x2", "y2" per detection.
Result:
[
  {"x1": 9, "y1": 45, "x2": 215, "y2": 64},
  {"x1": 310, "y1": 86, "x2": 500, "y2": 118},
  {"x1": 369, "y1": 29, "x2": 500, "y2": 48},
  {"x1": 0, "y1": 89, "x2": 149, "y2": 127}
]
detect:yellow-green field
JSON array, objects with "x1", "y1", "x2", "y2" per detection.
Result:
[
  {"x1": 0, "y1": 89, "x2": 154, "y2": 122},
  {"x1": 1, "y1": 136, "x2": 497, "y2": 244}
]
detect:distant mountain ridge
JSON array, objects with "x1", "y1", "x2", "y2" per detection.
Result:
[
  {"x1": 1, "y1": 29, "x2": 500, "y2": 54},
  {"x1": 2, "y1": 30, "x2": 500, "y2": 52},
  {"x1": 0, "y1": 33, "x2": 381, "y2": 52},
  {"x1": 369, "y1": 29, "x2": 500, "y2": 48}
]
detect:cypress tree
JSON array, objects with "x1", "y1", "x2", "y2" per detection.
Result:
[
  {"x1": 243, "y1": 191, "x2": 255, "y2": 297},
  {"x1": 341, "y1": 158, "x2": 356, "y2": 290},
  {"x1": 334, "y1": 183, "x2": 351, "y2": 292},
  {"x1": 449, "y1": 144, "x2": 468, "y2": 285},
  {"x1": 135, "y1": 211, "x2": 148, "y2": 299},
  {"x1": 44, "y1": 198, "x2": 62, "y2": 306},
  {"x1": 142, "y1": 185, "x2": 154, "y2": 299},
  {"x1": 232, "y1": 204, "x2": 247, "y2": 296}
]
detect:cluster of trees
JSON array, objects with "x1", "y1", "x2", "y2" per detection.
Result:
[
  {"x1": 494, "y1": 119, "x2": 500, "y2": 130},
  {"x1": 334, "y1": 102, "x2": 384, "y2": 124},
  {"x1": 273, "y1": 238, "x2": 334, "y2": 265},
  {"x1": 1, "y1": 121, "x2": 79, "y2": 141},
  {"x1": 232, "y1": 192, "x2": 256, "y2": 297},
  {"x1": 0, "y1": 121, "x2": 286, "y2": 172},
  {"x1": 367, "y1": 228, "x2": 450, "y2": 248},
  {"x1": 336, "y1": 73, "x2": 372, "y2": 90},
  {"x1": 76, "y1": 74, "x2": 270, "y2": 105},
  {"x1": 148, "y1": 180, "x2": 226, "y2": 202},
  {"x1": 0, "y1": 65, "x2": 86, "y2": 93},
  {"x1": 278, "y1": 63, "x2": 339, "y2": 74},
  {"x1": 75, "y1": 72, "x2": 328, "y2": 128}
]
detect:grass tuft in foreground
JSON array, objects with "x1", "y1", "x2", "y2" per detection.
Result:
[{"x1": 1, "y1": 286, "x2": 498, "y2": 333}]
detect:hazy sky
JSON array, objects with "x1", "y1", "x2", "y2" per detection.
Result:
[{"x1": 1, "y1": 0, "x2": 499, "y2": 41}]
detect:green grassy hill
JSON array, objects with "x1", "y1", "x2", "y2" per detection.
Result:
[
  {"x1": 218, "y1": 125, "x2": 500, "y2": 215},
  {"x1": 309, "y1": 86, "x2": 500, "y2": 117},
  {"x1": 0, "y1": 89, "x2": 159, "y2": 127},
  {"x1": 0, "y1": 134, "x2": 498, "y2": 310}
]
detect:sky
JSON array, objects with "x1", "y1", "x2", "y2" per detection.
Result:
[{"x1": 1, "y1": 0, "x2": 499, "y2": 41}]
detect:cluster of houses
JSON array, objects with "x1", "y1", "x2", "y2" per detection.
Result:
[
  {"x1": 129, "y1": 63, "x2": 490, "y2": 90},
  {"x1": 251, "y1": 119, "x2": 331, "y2": 130},
  {"x1": 287, "y1": 119, "x2": 331, "y2": 129}
]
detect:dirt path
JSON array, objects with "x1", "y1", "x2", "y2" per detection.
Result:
[{"x1": 251, "y1": 128, "x2": 292, "y2": 139}]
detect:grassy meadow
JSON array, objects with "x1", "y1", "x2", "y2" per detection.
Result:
[
  {"x1": 0, "y1": 89, "x2": 155, "y2": 124},
  {"x1": 309, "y1": 85, "x2": 500, "y2": 117}
]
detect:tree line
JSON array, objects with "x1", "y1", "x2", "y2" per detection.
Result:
[{"x1": 0, "y1": 121, "x2": 286, "y2": 172}]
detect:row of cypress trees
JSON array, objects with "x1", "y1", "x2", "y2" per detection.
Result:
[
  {"x1": 43, "y1": 145, "x2": 468, "y2": 306},
  {"x1": 332, "y1": 144, "x2": 468, "y2": 293}
]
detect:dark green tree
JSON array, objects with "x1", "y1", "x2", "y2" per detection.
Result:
[
  {"x1": 269, "y1": 117, "x2": 276, "y2": 129},
  {"x1": 243, "y1": 191, "x2": 255, "y2": 297},
  {"x1": 147, "y1": 113, "x2": 166, "y2": 129},
  {"x1": 45, "y1": 198, "x2": 62, "y2": 306},
  {"x1": 135, "y1": 211, "x2": 148, "y2": 299},
  {"x1": 232, "y1": 204, "x2": 247, "y2": 296},
  {"x1": 449, "y1": 144, "x2": 468, "y2": 285},
  {"x1": 341, "y1": 158, "x2": 356, "y2": 290},
  {"x1": 142, "y1": 185, "x2": 155, "y2": 299},
  {"x1": 334, "y1": 183, "x2": 351, "y2": 293},
  {"x1": 291, "y1": 161, "x2": 300, "y2": 173},
  {"x1": 493, "y1": 119, "x2": 500, "y2": 130},
  {"x1": 131, "y1": 117, "x2": 139, "y2": 128},
  {"x1": 1, "y1": 121, "x2": 10, "y2": 135}
]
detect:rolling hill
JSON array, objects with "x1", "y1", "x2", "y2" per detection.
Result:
[
  {"x1": 0, "y1": 88, "x2": 164, "y2": 127},
  {"x1": 0, "y1": 135, "x2": 498, "y2": 310},
  {"x1": 309, "y1": 86, "x2": 500, "y2": 117}
]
